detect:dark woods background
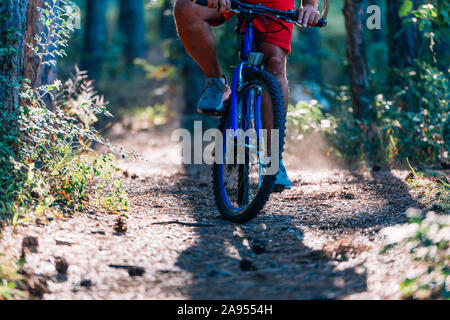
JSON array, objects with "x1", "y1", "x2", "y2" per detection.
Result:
[
  {"x1": 60, "y1": 0, "x2": 449, "y2": 166},
  {"x1": 1, "y1": 0, "x2": 448, "y2": 166}
]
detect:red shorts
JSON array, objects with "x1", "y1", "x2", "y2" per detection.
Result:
[{"x1": 209, "y1": 0, "x2": 295, "y2": 53}]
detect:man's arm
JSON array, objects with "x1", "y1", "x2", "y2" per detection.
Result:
[{"x1": 297, "y1": 0, "x2": 320, "y2": 27}]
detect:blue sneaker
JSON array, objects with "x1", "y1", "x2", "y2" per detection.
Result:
[
  {"x1": 197, "y1": 77, "x2": 231, "y2": 115},
  {"x1": 273, "y1": 160, "x2": 292, "y2": 192}
]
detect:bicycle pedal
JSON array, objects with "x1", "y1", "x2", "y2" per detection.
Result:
[{"x1": 197, "y1": 108, "x2": 224, "y2": 116}]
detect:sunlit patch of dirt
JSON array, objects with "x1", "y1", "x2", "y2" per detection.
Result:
[{"x1": 322, "y1": 236, "x2": 372, "y2": 261}]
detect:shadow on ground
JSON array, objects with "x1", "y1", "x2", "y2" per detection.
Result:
[
  {"x1": 169, "y1": 164, "x2": 367, "y2": 299},
  {"x1": 166, "y1": 145, "x2": 422, "y2": 299}
]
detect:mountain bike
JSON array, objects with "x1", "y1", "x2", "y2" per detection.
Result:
[{"x1": 192, "y1": 0, "x2": 329, "y2": 223}]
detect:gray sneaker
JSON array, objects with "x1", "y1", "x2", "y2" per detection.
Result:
[{"x1": 197, "y1": 77, "x2": 231, "y2": 115}]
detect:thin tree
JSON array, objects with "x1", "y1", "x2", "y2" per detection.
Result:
[
  {"x1": 24, "y1": 0, "x2": 60, "y2": 107},
  {"x1": 119, "y1": 0, "x2": 146, "y2": 67},
  {"x1": 0, "y1": 0, "x2": 29, "y2": 116},
  {"x1": 82, "y1": 0, "x2": 108, "y2": 80},
  {"x1": 343, "y1": 0, "x2": 371, "y2": 120},
  {"x1": 387, "y1": 0, "x2": 418, "y2": 70}
]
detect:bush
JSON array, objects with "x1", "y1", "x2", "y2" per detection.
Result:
[
  {"x1": 0, "y1": 1, "x2": 130, "y2": 299},
  {"x1": 382, "y1": 169, "x2": 449, "y2": 300}
]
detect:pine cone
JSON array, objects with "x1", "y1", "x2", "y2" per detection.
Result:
[{"x1": 114, "y1": 216, "x2": 128, "y2": 234}]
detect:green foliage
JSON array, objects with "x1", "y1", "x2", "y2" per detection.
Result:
[
  {"x1": 0, "y1": 254, "x2": 26, "y2": 300},
  {"x1": 293, "y1": 2, "x2": 450, "y2": 166},
  {"x1": 287, "y1": 63, "x2": 448, "y2": 165},
  {"x1": 30, "y1": 0, "x2": 75, "y2": 66},
  {"x1": 134, "y1": 58, "x2": 175, "y2": 80},
  {"x1": 286, "y1": 100, "x2": 335, "y2": 141},
  {"x1": 399, "y1": 0, "x2": 414, "y2": 18},
  {"x1": 0, "y1": 0, "x2": 130, "y2": 299},
  {"x1": 382, "y1": 167, "x2": 449, "y2": 300},
  {"x1": 2, "y1": 65, "x2": 129, "y2": 224}
]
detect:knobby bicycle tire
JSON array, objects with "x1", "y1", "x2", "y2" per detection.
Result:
[{"x1": 212, "y1": 70, "x2": 286, "y2": 223}]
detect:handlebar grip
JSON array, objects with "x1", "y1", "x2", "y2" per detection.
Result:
[
  {"x1": 315, "y1": 18, "x2": 327, "y2": 27},
  {"x1": 298, "y1": 0, "x2": 329, "y2": 27}
]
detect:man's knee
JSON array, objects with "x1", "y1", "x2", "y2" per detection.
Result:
[{"x1": 264, "y1": 56, "x2": 286, "y2": 80}]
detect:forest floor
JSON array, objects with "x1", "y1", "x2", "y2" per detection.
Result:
[{"x1": 0, "y1": 118, "x2": 437, "y2": 300}]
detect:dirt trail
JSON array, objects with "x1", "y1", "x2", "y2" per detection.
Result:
[{"x1": 0, "y1": 122, "x2": 428, "y2": 299}]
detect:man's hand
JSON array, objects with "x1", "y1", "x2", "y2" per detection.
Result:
[
  {"x1": 207, "y1": 0, "x2": 231, "y2": 14},
  {"x1": 297, "y1": 4, "x2": 320, "y2": 28}
]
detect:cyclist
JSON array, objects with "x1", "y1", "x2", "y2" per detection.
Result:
[{"x1": 173, "y1": 0, "x2": 320, "y2": 191}]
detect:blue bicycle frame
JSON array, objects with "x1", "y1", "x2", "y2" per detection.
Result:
[
  {"x1": 219, "y1": 20, "x2": 265, "y2": 212},
  {"x1": 227, "y1": 22, "x2": 262, "y2": 140}
]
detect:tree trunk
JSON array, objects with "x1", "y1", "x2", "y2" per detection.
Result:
[
  {"x1": 387, "y1": 0, "x2": 417, "y2": 70},
  {"x1": 24, "y1": 0, "x2": 43, "y2": 88},
  {"x1": 119, "y1": 0, "x2": 146, "y2": 67},
  {"x1": 435, "y1": 37, "x2": 449, "y2": 72},
  {"x1": 24, "y1": 0, "x2": 59, "y2": 107},
  {"x1": 82, "y1": 0, "x2": 108, "y2": 80},
  {"x1": 0, "y1": 0, "x2": 29, "y2": 157},
  {"x1": 343, "y1": 0, "x2": 371, "y2": 120},
  {"x1": 0, "y1": 0, "x2": 29, "y2": 114}
]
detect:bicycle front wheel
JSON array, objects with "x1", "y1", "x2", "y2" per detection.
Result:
[{"x1": 212, "y1": 70, "x2": 286, "y2": 223}]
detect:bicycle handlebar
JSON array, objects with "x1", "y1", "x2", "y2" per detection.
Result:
[{"x1": 191, "y1": 0, "x2": 328, "y2": 27}]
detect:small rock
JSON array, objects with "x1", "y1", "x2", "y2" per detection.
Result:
[
  {"x1": 55, "y1": 257, "x2": 69, "y2": 275},
  {"x1": 56, "y1": 240, "x2": 73, "y2": 246},
  {"x1": 22, "y1": 236, "x2": 39, "y2": 255},
  {"x1": 128, "y1": 266, "x2": 145, "y2": 277},
  {"x1": 80, "y1": 279, "x2": 93, "y2": 287},
  {"x1": 340, "y1": 192, "x2": 355, "y2": 200},
  {"x1": 28, "y1": 278, "x2": 49, "y2": 298},
  {"x1": 240, "y1": 259, "x2": 257, "y2": 271},
  {"x1": 109, "y1": 264, "x2": 145, "y2": 277},
  {"x1": 251, "y1": 239, "x2": 267, "y2": 254},
  {"x1": 91, "y1": 230, "x2": 106, "y2": 235}
]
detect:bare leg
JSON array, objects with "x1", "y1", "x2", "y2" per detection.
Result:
[
  {"x1": 257, "y1": 42, "x2": 289, "y2": 153},
  {"x1": 174, "y1": 0, "x2": 224, "y2": 78}
]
